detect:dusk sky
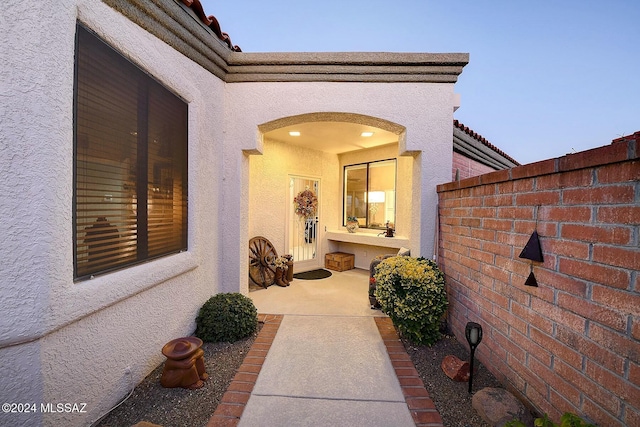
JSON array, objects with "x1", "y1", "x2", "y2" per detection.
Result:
[{"x1": 199, "y1": 0, "x2": 639, "y2": 165}]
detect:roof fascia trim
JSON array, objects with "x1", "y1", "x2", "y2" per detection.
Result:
[
  {"x1": 104, "y1": 0, "x2": 469, "y2": 84},
  {"x1": 226, "y1": 52, "x2": 469, "y2": 83},
  {"x1": 103, "y1": 0, "x2": 232, "y2": 79}
]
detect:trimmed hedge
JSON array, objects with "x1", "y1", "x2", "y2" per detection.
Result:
[{"x1": 195, "y1": 293, "x2": 258, "y2": 343}]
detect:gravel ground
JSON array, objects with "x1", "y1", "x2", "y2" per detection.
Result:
[
  {"x1": 95, "y1": 328, "x2": 260, "y2": 427},
  {"x1": 402, "y1": 332, "x2": 505, "y2": 427},
  {"x1": 96, "y1": 323, "x2": 503, "y2": 427}
]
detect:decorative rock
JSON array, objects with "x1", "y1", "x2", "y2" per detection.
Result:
[
  {"x1": 441, "y1": 354, "x2": 470, "y2": 382},
  {"x1": 472, "y1": 387, "x2": 534, "y2": 427}
]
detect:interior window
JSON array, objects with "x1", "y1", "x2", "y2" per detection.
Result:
[
  {"x1": 343, "y1": 159, "x2": 396, "y2": 229},
  {"x1": 73, "y1": 24, "x2": 188, "y2": 280}
]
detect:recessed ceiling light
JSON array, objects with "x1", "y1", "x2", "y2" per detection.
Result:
[
  {"x1": 289, "y1": 131, "x2": 301, "y2": 137},
  {"x1": 361, "y1": 132, "x2": 374, "y2": 137}
]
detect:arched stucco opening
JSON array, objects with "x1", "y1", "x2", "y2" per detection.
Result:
[
  {"x1": 245, "y1": 112, "x2": 418, "y2": 288},
  {"x1": 258, "y1": 112, "x2": 406, "y2": 139}
]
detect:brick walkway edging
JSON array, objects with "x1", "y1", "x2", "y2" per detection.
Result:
[
  {"x1": 207, "y1": 314, "x2": 443, "y2": 427},
  {"x1": 207, "y1": 314, "x2": 283, "y2": 427},
  {"x1": 374, "y1": 317, "x2": 444, "y2": 427}
]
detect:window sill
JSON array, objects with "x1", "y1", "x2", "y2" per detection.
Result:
[{"x1": 326, "y1": 230, "x2": 409, "y2": 249}]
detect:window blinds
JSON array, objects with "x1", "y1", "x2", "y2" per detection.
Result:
[{"x1": 74, "y1": 24, "x2": 187, "y2": 280}]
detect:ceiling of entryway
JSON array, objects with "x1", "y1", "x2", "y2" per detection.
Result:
[{"x1": 264, "y1": 122, "x2": 399, "y2": 154}]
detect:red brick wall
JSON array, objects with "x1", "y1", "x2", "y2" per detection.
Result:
[
  {"x1": 452, "y1": 151, "x2": 497, "y2": 180},
  {"x1": 437, "y1": 136, "x2": 639, "y2": 426}
]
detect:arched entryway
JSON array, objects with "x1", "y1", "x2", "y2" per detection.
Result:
[{"x1": 247, "y1": 112, "x2": 409, "y2": 285}]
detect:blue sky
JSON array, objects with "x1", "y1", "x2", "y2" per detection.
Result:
[{"x1": 200, "y1": 0, "x2": 639, "y2": 165}]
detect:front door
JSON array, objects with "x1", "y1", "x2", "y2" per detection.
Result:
[{"x1": 287, "y1": 176, "x2": 321, "y2": 272}]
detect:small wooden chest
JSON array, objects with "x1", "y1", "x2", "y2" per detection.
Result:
[{"x1": 325, "y1": 252, "x2": 355, "y2": 272}]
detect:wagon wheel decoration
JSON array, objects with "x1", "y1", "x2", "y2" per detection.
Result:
[{"x1": 249, "y1": 236, "x2": 278, "y2": 288}]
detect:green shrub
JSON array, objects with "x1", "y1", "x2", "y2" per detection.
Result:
[
  {"x1": 374, "y1": 256, "x2": 447, "y2": 345},
  {"x1": 505, "y1": 412, "x2": 597, "y2": 427},
  {"x1": 195, "y1": 293, "x2": 258, "y2": 343}
]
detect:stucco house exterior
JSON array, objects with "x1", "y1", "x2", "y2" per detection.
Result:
[{"x1": 0, "y1": 1, "x2": 515, "y2": 426}]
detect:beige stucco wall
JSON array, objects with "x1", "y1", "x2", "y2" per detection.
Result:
[
  {"x1": 248, "y1": 139, "x2": 341, "y2": 261},
  {"x1": 1, "y1": 2, "x2": 225, "y2": 426},
  {"x1": 1, "y1": 1, "x2": 460, "y2": 426},
  {"x1": 225, "y1": 82, "x2": 455, "y2": 293},
  {"x1": 248, "y1": 141, "x2": 418, "y2": 272}
]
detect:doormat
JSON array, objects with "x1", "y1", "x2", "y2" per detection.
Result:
[{"x1": 293, "y1": 269, "x2": 332, "y2": 280}]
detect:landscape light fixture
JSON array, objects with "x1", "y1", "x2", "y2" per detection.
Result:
[{"x1": 465, "y1": 321, "x2": 483, "y2": 393}]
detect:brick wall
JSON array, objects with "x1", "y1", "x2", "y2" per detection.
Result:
[
  {"x1": 452, "y1": 151, "x2": 497, "y2": 180},
  {"x1": 437, "y1": 135, "x2": 639, "y2": 426}
]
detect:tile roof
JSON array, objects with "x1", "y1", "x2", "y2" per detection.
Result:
[
  {"x1": 180, "y1": 0, "x2": 241, "y2": 51},
  {"x1": 453, "y1": 120, "x2": 520, "y2": 166}
]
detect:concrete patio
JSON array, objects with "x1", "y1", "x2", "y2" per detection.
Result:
[{"x1": 249, "y1": 268, "x2": 383, "y2": 317}]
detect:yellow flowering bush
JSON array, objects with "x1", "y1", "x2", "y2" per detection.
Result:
[{"x1": 374, "y1": 256, "x2": 447, "y2": 345}]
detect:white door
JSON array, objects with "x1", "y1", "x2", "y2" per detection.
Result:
[{"x1": 287, "y1": 176, "x2": 321, "y2": 272}]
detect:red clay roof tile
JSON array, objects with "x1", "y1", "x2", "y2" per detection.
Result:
[
  {"x1": 180, "y1": 0, "x2": 241, "y2": 51},
  {"x1": 453, "y1": 119, "x2": 520, "y2": 166}
]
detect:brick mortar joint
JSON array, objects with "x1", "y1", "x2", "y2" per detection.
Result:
[{"x1": 438, "y1": 141, "x2": 637, "y2": 194}]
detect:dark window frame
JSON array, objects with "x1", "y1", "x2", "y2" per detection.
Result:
[
  {"x1": 343, "y1": 158, "x2": 397, "y2": 230},
  {"x1": 73, "y1": 23, "x2": 188, "y2": 281}
]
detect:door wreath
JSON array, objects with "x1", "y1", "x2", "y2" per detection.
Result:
[{"x1": 293, "y1": 188, "x2": 318, "y2": 219}]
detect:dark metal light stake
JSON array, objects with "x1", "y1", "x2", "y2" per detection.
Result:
[{"x1": 465, "y1": 322, "x2": 483, "y2": 393}]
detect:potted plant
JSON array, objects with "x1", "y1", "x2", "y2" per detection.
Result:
[{"x1": 346, "y1": 216, "x2": 359, "y2": 233}]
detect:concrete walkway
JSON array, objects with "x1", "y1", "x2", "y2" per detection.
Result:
[
  {"x1": 238, "y1": 315, "x2": 414, "y2": 426},
  {"x1": 207, "y1": 269, "x2": 443, "y2": 427}
]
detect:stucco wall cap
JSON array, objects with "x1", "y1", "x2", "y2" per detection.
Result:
[
  {"x1": 226, "y1": 52, "x2": 469, "y2": 83},
  {"x1": 105, "y1": 0, "x2": 469, "y2": 83},
  {"x1": 228, "y1": 52, "x2": 469, "y2": 66}
]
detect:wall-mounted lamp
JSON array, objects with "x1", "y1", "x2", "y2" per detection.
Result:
[{"x1": 465, "y1": 321, "x2": 483, "y2": 393}]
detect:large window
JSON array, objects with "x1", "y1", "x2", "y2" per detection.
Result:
[
  {"x1": 343, "y1": 159, "x2": 396, "y2": 229},
  {"x1": 73, "y1": 24, "x2": 188, "y2": 280}
]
